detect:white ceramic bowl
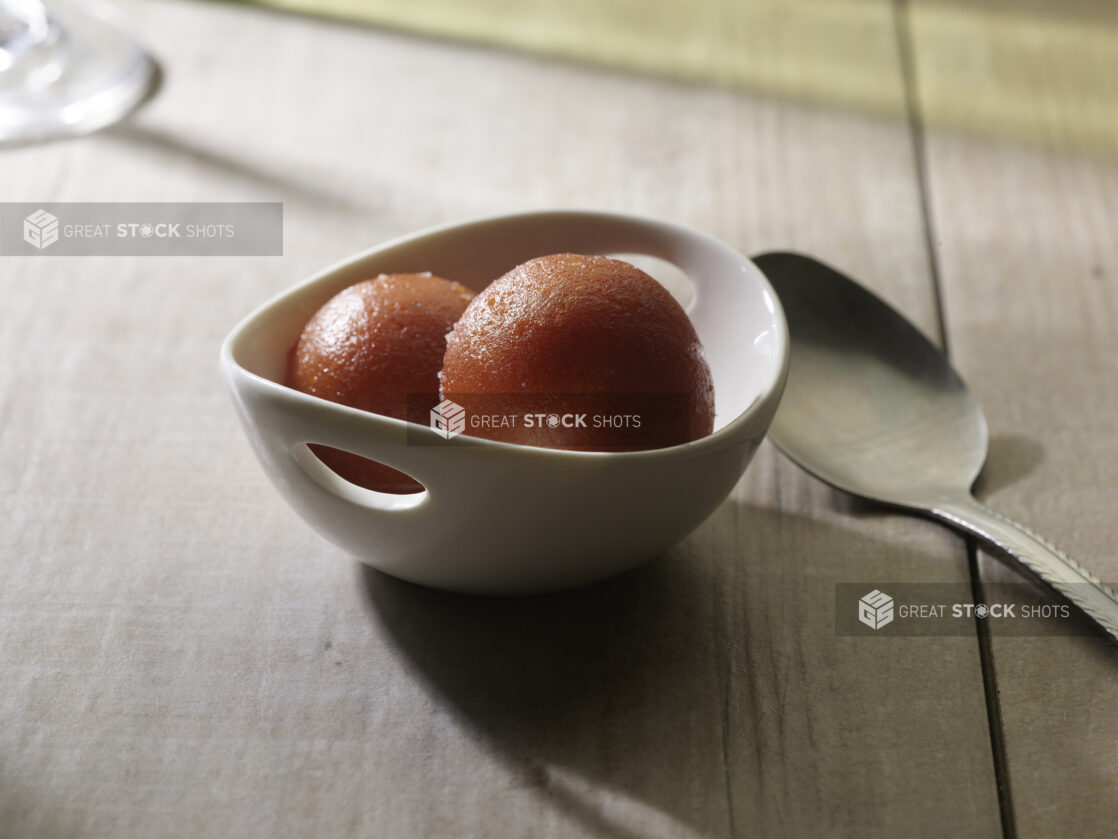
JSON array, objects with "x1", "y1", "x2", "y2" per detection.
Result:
[{"x1": 221, "y1": 210, "x2": 787, "y2": 594}]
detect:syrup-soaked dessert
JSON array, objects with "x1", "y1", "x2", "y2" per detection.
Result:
[
  {"x1": 286, "y1": 273, "x2": 474, "y2": 492},
  {"x1": 439, "y1": 254, "x2": 714, "y2": 451}
]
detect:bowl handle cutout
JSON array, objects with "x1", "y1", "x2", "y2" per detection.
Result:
[
  {"x1": 290, "y1": 443, "x2": 429, "y2": 513},
  {"x1": 255, "y1": 385, "x2": 460, "y2": 515},
  {"x1": 606, "y1": 253, "x2": 696, "y2": 312}
]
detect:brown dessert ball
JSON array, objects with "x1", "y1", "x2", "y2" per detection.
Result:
[
  {"x1": 439, "y1": 254, "x2": 715, "y2": 451},
  {"x1": 286, "y1": 273, "x2": 474, "y2": 492}
]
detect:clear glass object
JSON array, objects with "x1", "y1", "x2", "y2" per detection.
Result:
[{"x1": 0, "y1": 0, "x2": 157, "y2": 146}]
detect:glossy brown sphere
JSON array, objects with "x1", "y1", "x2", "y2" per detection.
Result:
[
  {"x1": 286, "y1": 273, "x2": 474, "y2": 492},
  {"x1": 440, "y1": 254, "x2": 714, "y2": 451}
]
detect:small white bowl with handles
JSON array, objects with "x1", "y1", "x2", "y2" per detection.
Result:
[{"x1": 221, "y1": 210, "x2": 787, "y2": 594}]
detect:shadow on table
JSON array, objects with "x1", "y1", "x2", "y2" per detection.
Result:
[
  {"x1": 357, "y1": 498, "x2": 1029, "y2": 837},
  {"x1": 972, "y1": 433, "x2": 1046, "y2": 499},
  {"x1": 0, "y1": 769, "x2": 83, "y2": 839},
  {"x1": 360, "y1": 535, "x2": 723, "y2": 839},
  {"x1": 107, "y1": 124, "x2": 370, "y2": 214}
]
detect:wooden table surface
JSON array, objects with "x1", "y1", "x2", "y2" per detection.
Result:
[{"x1": 1, "y1": 1, "x2": 1115, "y2": 836}]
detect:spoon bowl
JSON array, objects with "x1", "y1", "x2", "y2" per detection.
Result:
[
  {"x1": 756, "y1": 252, "x2": 1118, "y2": 643},
  {"x1": 758, "y1": 252, "x2": 988, "y2": 506}
]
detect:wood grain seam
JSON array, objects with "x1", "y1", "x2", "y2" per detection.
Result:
[
  {"x1": 968, "y1": 541, "x2": 1019, "y2": 839},
  {"x1": 896, "y1": 1, "x2": 1017, "y2": 835},
  {"x1": 893, "y1": 0, "x2": 949, "y2": 355}
]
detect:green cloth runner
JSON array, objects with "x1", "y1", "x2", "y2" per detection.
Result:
[
  {"x1": 235, "y1": 0, "x2": 904, "y2": 115},
  {"x1": 237, "y1": 0, "x2": 1117, "y2": 156}
]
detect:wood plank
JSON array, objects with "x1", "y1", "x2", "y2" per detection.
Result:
[
  {"x1": 0, "y1": 0, "x2": 998, "y2": 835},
  {"x1": 909, "y1": 1, "x2": 1118, "y2": 835}
]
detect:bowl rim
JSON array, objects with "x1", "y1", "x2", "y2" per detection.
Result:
[{"x1": 220, "y1": 208, "x2": 789, "y2": 464}]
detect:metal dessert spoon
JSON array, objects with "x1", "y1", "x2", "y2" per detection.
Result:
[{"x1": 754, "y1": 251, "x2": 1118, "y2": 643}]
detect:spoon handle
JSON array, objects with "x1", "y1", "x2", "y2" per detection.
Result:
[{"x1": 931, "y1": 497, "x2": 1118, "y2": 643}]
